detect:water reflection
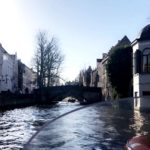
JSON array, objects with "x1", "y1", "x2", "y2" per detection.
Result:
[
  {"x1": 130, "y1": 110, "x2": 149, "y2": 136},
  {"x1": 24, "y1": 103, "x2": 150, "y2": 150}
]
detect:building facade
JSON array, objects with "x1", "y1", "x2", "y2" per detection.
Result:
[
  {"x1": 18, "y1": 60, "x2": 37, "y2": 93},
  {"x1": 96, "y1": 59, "x2": 102, "y2": 87},
  {"x1": 0, "y1": 44, "x2": 37, "y2": 93},
  {"x1": 98, "y1": 53, "x2": 112, "y2": 100},
  {"x1": 0, "y1": 44, "x2": 18, "y2": 92},
  {"x1": 132, "y1": 24, "x2": 150, "y2": 110},
  {"x1": 90, "y1": 69, "x2": 99, "y2": 87},
  {"x1": 97, "y1": 36, "x2": 131, "y2": 100}
]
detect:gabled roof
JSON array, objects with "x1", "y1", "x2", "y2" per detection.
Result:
[
  {"x1": 0, "y1": 43, "x2": 7, "y2": 54},
  {"x1": 115, "y1": 36, "x2": 131, "y2": 47}
]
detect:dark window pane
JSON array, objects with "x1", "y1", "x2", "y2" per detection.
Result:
[
  {"x1": 142, "y1": 49, "x2": 150, "y2": 73},
  {"x1": 143, "y1": 56, "x2": 147, "y2": 72}
]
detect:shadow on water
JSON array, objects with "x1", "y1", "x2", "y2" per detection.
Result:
[{"x1": 23, "y1": 101, "x2": 150, "y2": 150}]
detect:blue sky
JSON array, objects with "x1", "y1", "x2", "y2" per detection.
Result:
[{"x1": 0, "y1": 0, "x2": 150, "y2": 81}]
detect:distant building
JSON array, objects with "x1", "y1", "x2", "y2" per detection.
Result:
[
  {"x1": 97, "y1": 36, "x2": 131, "y2": 100},
  {"x1": 113, "y1": 35, "x2": 131, "y2": 48},
  {"x1": 96, "y1": 59, "x2": 102, "y2": 87},
  {"x1": 0, "y1": 43, "x2": 39, "y2": 94},
  {"x1": 99, "y1": 53, "x2": 112, "y2": 100},
  {"x1": 18, "y1": 60, "x2": 37, "y2": 93},
  {"x1": 90, "y1": 69, "x2": 99, "y2": 87}
]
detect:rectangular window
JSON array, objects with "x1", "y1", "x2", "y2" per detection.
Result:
[
  {"x1": 142, "y1": 49, "x2": 150, "y2": 73},
  {"x1": 135, "y1": 92, "x2": 138, "y2": 107}
]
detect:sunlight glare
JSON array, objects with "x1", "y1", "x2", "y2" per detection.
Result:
[{"x1": 0, "y1": 0, "x2": 22, "y2": 52}]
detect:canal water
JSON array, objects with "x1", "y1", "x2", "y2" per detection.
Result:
[{"x1": 0, "y1": 101, "x2": 150, "y2": 150}]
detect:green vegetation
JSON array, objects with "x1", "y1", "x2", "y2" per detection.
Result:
[{"x1": 106, "y1": 45, "x2": 133, "y2": 99}]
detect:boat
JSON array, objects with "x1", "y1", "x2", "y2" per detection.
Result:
[{"x1": 125, "y1": 135, "x2": 150, "y2": 150}]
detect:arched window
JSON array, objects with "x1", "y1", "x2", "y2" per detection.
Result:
[{"x1": 143, "y1": 48, "x2": 150, "y2": 73}]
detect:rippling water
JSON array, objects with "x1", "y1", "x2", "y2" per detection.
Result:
[
  {"x1": 0, "y1": 102, "x2": 80, "y2": 150},
  {"x1": 0, "y1": 102, "x2": 150, "y2": 150},
  {"x1": 25, "y1": 102, "x2": 150, "y2": 150}
]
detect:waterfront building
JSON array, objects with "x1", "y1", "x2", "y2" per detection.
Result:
[
  {"x1": 0, "y1": 43, "x2": 37, "y2": 93},
  {"x1": 0, "y1": 44, "x2": 18, "y2": 92},
  {"x1": 132, "y1": 24, "x2": 150, "y2": 110},
  {"x1": 90, "y1": 69, "x2": 99, "y2": 87},
  {"x1": 18, "y1": 60, "x2": 37, "y2": 93},
  {"x1": 99, "y1": 53, "x2": 112, "y2": 100},
  {"x1": 97, "y1": 36, "x2": 131, "y2": 100},
  {"x1": 114, "y1": 35, "x2": 131, "y2": 48}
]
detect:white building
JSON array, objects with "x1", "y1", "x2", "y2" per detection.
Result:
[
  {"x1": 0, "y1": 44, "x2": 18, "y2": 92},
  {"x1": 18, "y1": 60, "x2": 37, "y2": 93},
  {"x1": 23, "y1": 65, "x2": 37, "y2": 93},
  {"x1": 132, "y1": 24, "x2": 150, "y2": 111}
]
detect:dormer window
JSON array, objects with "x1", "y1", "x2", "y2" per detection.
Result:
[{"x1": 143, "y1": 48, "x2": 150, "y2": 73}]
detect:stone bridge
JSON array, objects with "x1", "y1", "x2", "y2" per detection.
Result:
[{"x1": 34, "y1": 85, "x2": 102, "y2": 104}]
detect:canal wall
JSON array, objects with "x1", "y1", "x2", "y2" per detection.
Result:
[
  {"x1": 102, "y1": 97, "x2": 150, "y2": 113},
  {"x1": 0, "y1": 93, "x2": 36, "y2": 109},
  {"x1": 114, "y1": 96, "x2": 150, "y2": 113},
  {"x1": 0, "y1": 86, "x2": 102, "y2": 109},
  {"x1": 0, "y1": 90, "x2": 51, "y2": 109},
  {"x1": 0, "y1": 93, "x2": 134, "y2": 110},
  {"x1": 133, "y1": 96, "x2": 150, "y2": 112},
  {"x1": 83, "y1": 91, "x2": 101, "y2": 103},
  {"x1": 110, "y1": 97, "x2": 134, "y2": 110},
  {"x1": 2, "y1": 93, "x2": 150, "y2": 113}
]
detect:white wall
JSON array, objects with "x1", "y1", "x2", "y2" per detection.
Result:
[
  {"x1": 134, "y1": 96, "x2": 150, "y2": 111},
  {"x1": 0, "y1": 45, "x2": 18, "y2": 92},
  {"x1": 132, "y1": 40, "x2": 150, "y2": 97},
  {"x1": 22, "y1": 65, "x2": 37, "y2": 93}
]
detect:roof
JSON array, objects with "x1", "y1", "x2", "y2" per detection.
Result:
[
  {"x1": 0, "y1": 43, "x2": 7, "y2": 53},
  {"x1": 137, "y1": 24, "x2": 150, "y2": 41},
  {"x1": 97, "y1": 59, "x2": 102, "y2": 62},
  {"x1": 115, "y1": 36, "x2": 131, "y2": 47}
]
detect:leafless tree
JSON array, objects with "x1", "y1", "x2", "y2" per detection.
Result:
[
  {"x1": 33, "y1": 31, "x2": 64, "y2": 88},
  {"x1": 77, "y1": 66, "x2": 92, "y2": 86}
]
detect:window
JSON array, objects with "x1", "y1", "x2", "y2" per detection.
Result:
[
  {"x1": 143, "y1": 48, "x2": 150, "y2": 73},
  {"x1": 135, "y1": 92, "x2": 138, "y2": 107},
  {"x1": 135, "y1": 50, "x2": 142, "y2": 74}
]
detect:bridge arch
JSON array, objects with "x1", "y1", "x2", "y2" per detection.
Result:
[{"x1": 35, "y1": 85, "x2": 102, "y2": 104}]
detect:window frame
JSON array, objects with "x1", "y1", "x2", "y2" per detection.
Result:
[{"x1": 142, "y1": 48, "x2": 150, "y2": 73}]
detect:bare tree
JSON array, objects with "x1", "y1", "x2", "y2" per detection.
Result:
[
  {"x1": 33, "y1": 31, "x2": 64, "y2": 88},
  {"x1": 45, "y1": 37, "x2": 64, "y2": 86},
  {"x1": 77, "y1": 66, "x2": 92, "y2": 87}
]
